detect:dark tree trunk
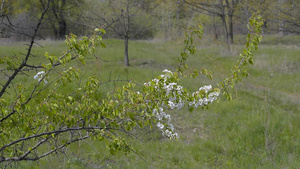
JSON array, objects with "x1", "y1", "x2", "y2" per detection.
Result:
[
  {"x1": 124, "y1": 36, "x2": 129, "y2": 67},
  {"x1": 221, "y1": 14, "x2": 229, "y2": 42},
  {"x1": 219, "y1": 0, "x2": 229, "y2": 42},
  {"x1": 52, "y1": 24, "x2": 59, "y2": 39},
  {"x1": 211, "y1": 15, "x2": 218, "y2": 40},
  {"x1": 228, "y1": 14, "x2": 234, "y2": 44},
  {"x1": 58, "y1": 19, "x2": 67, "y2": 39},
  {"x1": 124, "y1": 0, "x2": 130, "y2": 67},
  {"x1": 58, "y1": 0, "x2": 66, "y2": 39},
  {"x1": 51, "y1": 0, "x2": 67, "y2": 40},
  {"x1": 227, "y1": 0, "x2": 234, "y2": 44}
]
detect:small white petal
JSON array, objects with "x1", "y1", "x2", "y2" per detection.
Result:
[{"x1": 163, "y1": 69, "x2": 173, "y2": 75}]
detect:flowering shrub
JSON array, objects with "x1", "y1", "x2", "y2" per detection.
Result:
[{"x1": 0, "y1": 12, "x2": 263, "y2": 165}]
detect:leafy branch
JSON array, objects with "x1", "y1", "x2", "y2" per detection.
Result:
[{"x1": 220, "y1": 12, "x2": 263, "y2": 100}]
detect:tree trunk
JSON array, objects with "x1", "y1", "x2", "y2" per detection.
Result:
[
  {"x1": 176, "y1": 0, "x2": 181, "y2": 37},
  {"x1": 58, "y1": 0, "x2": 66, "y2": 39},
  {"x1": 52, "y1": 23, "x2": 59, "y2": 39},
  {"x1": 124, "y1": 37, "x2": 129, "y2": 67},
  {"x1": 226, "y1": 0, "x2": 234, "y2": 44},
  {"x1": 58, "y1": 19, "x2": 67, "y2": 39},
  {"x1": 221, "y1": 14, "x2": 229, "y2": 42},
  {"x1": 219, "y1": 0, "x2": 229, "y2": 42},
  {"x1": 210, "y1": 15, "x2": 218, "y2": 40},
  {"x1": 124, "y1": 0, "x2": 130, "y2": 67},
  {"x1": 228, "y1": 14, "x2": 234, "y2": 44},
  {"x1": 50, "y1": 0, "x2": 67, "y2": 40},
  {"x1": 167, "y1": 13, "x2": 172, "y2": 40}
]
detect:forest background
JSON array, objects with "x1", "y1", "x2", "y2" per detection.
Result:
[{"x1": 2, "y1": 0, "x2": 300, "y2": 43}]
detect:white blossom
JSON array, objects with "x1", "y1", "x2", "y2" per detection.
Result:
[
  {"x1": 163, "y1": 129, "x2": 172, "y2": 137},
  {"x1": 34, "y1": 71, "x2": 48, "y2": 84},
  {"x1": 159, "y1": 107, "x2": 164, "y2": 113},
  {"x1": 163, "y1": 69, "x2": 173, "y2": 74},
  {"x1": 199, "y1": 85, "x2": 212, "y2": 93},
  {"x1": 148, "y1": 70, "x2": 219, "y2": 140},
  {"x1": 168, "y1": 101, "x2": 176, "y2": 109},
  {"x1": 177, "y1": 99, "x2": 185, "y2": 110},
  {"x1": 168, "y1": 123, "x2": 174, "y2": 131},
  {"x1": 144, "y1": 82, "x2": 150, "y2": 86},
  {"x1": 163, "y1": 82, "x2": 177, "y2": 96},
  {"x1": 162, "y1": 129, "x2": 178, "y2": 139},
  {"x1": 153, "y1": 78, "x2": 159, "y2": 84},
  {"x1": 189, "y1": 101, "x2": 195, "y2": 107},
  {"x1": 157, "y1": 122, "x2": 164, "y2": 130},
  {"x1": 44, "y1": 79, "x2": 48, "y2": 84}
]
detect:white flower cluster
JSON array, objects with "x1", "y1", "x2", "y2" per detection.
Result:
[
  {"x1": 144, "y1": 69, "x2": 220, "y2": 139},
  {"x1": 145, "y1": 69, "x2": 185, "y2": 110},
  {"x1": 34, "y1": 71, "x2": 48, "y2": 84},
  {"x1": 162, "y1": 69, "x2": 173, "y2": 74},
  {"x1": 189, "y1": 85, "x2": 220, "y2": 108},
  {"x1": 153, "y1": 108, "x2": 178, "y2": 139},
  {"x1": 144, "y1": 69, "x2": 175, "y2": 92},
  {"x1": 168, "y1": 98, "x2": 184, "y2": 110},
  {"x1": 199, "y1": 85, "x2": 212, "y2": 93}
]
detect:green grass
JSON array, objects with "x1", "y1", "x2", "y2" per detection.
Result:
[{"x1": 1, "y1": 35, "x2": 300, "y2": 168}]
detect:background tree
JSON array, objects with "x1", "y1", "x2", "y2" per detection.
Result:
[
  {"x1": 46, "y1": 0, "x2": 87, "y2": 39},
  {"x1": 0, "y1": 0, "x2": 11, "y2": 38},
  {"x1": 184, "y1": 0, "x2": 240, "y2": 45},
  {"x1": 236, "y1": 0, "x2": 271, "y2": 33},
  {"x1": 95, "y1": 0, "x2": 155, "y2": 66},
  {"x1": 151, "y1": 0, "x2": 188, "y2": 40},
  {"x1": 0, "y1": 0, "x2": 85, "y2": 40},
  {"x1": 272, "y1": 0, "x2": 300, "y2": 34},
  {"x1": 48, "y1": 0, "x2": 68, "y2": 39}
]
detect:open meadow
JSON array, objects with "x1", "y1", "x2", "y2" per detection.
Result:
[{"x1": 0, "y1": 35, "x2": 300, "y2": 168}]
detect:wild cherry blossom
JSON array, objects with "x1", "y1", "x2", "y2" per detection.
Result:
[
  {"x1": 34, "y1": 71, "x2": 48, "y2": 84},
  {"x1": 144, "y1": 69, "x2": 220, "y2": 139}
]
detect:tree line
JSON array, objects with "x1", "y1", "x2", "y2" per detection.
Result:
[
  {"x1": 1, "y1": 0, "x2": 299, "y2": 41},
  {"x1": 1, "y1": 0, "x2": 298, "y2": 67}
]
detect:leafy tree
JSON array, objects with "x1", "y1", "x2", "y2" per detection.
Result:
[{"x1": 0, "y1": 1, "x2": 263, "y2": 166}]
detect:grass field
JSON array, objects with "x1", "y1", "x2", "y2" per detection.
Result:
[{"x1": 1, "y1": 35, "x2": 300, "y2": 168}]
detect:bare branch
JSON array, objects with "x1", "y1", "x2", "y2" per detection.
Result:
[
  {"x1": 0, "y1": 0, "x2": 5, "y2": 16},
  {"x1": 1, "y1": 134, "x2": 91, "y2": 162},
  {"x1": 0, "y1": 1, "x2": 50, "y2": 98},
  {"x1": 183, "y1": 0, "x2": 223, "y2": 16},
  {"x1": 0, "y1": 126, "x2": 105, "y2": 154}
]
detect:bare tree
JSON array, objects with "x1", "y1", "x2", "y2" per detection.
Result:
[
  {"x1": 184, "y1": 0, "x2": 239, "y2": 44},
  {"x1": 0, "y1": 0, "x2": 13, "y2": 38},
  {"x1": 274, "y1": 0, "x2": 300, "y2": 34},
  {"x1": 108, "y1": 0, "x2": 154, "y2": 66},
  {"x1": 81, "y1": 0, "x2": 154, "y2": 67}
]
